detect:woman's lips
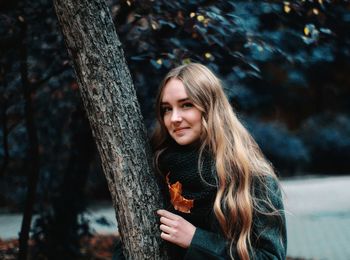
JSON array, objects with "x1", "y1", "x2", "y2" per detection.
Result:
[{"x1": 174, "y1": 127, "x2": 190, "y2": 133}]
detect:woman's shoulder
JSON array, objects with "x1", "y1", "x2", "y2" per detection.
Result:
[
  {"x1": 252, "y1": 173, "x2": 281, "y2": 192},
  {"x1": 251, "y1": 173, "x2": 284, "y2": 209}
]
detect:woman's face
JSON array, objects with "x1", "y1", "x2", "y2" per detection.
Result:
[{"x1": 161, "y1": 78, "x2": 202, "y2": 146}]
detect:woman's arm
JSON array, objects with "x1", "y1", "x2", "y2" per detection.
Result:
[
  {"x1": 158, "y1": 177, "x2": 286, "y2": 259},
  {"x1": 184, "y1": 227, "x2": 231, "y2": 260},
  {"x1": 184, "y1": 177, "x2": 287, "y2": 260},
  {"x1": 250, "y1": 176, "x2": 287, "y2": 259}
]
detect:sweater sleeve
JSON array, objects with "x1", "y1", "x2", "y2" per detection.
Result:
[
  {"x1": 184, "y1": 227, "x2": 233, "y2": 260},
  {"x1": 184, "y1": 177, "x2": 287, "y2": 260}
]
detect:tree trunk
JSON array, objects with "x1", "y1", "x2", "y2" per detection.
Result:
[{"x1": 53, "y1": 1, "x2": 167, "y2": 259}]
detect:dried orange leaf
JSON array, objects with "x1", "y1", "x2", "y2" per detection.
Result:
[{"x1": 166, "y1": 173, "x2": 194, "y2": 213}]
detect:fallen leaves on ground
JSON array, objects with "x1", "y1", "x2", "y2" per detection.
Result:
[
  {"x1": 0, "y1": 234, "x2": 119, "y2": 260},
  {"x1": 0, "y1": 236, "x2": 309, "y2": 259}
]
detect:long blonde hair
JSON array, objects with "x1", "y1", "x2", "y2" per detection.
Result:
[{"x1": 152, "y1": 63, "x2": 281, "y2": 260}]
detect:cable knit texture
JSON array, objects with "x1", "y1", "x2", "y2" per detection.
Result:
[{"x1": 158, "y1": 141, "x2": 218, "y2": 217}]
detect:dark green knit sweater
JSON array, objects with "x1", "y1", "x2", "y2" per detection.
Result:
[{"x1": 159, "y1": 142, "x2": 287, "y2": 260}]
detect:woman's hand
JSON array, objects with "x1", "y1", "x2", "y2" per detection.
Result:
[{"x1": 157, "y1": 209, "x2": 196, "y2": 248}]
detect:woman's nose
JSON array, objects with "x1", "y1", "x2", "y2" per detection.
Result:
[{"x1": 170, "y1": 109, "x2": 182, "y2": 123}]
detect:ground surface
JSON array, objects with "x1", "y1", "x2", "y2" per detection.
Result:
[{"x1": 283, "y1": 175, "x2": 350, "y2": 260}]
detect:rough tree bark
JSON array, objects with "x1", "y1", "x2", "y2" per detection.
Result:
[{"x1": 53, "y1": 1, "x2": 167, "y2": 259}]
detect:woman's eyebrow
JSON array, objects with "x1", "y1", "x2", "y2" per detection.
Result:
[
  {"x1": 178, "y1": 98, "x2": 190, "y2": 102},
  {"x1": 160, "y1": 98, "x2": 190, "y2": 105}
]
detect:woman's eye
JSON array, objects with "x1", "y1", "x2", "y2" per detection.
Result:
[
  {"x1": 162, "y1": 107, "x2": 172, "y2": 113},
  {"x1": 182, "y1": 103, "x2": 194, "y2": 109}
]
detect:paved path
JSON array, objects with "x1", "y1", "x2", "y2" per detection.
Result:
[
  {"x1": 283, "y1": 175, "x2": 350, "y2": 260},
  {"x1": 0, "y1": 204, "x2": 118, "y2": 240},
  {"x1": 1, "y1": 175, "x2": 350, "y2": 259}
]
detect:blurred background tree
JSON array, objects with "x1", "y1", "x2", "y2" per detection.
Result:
[{"x1": 0, "y1": 0, "x2": 349, "y2": 258}]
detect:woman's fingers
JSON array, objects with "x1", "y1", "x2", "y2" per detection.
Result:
[
  {"x1": 157, "y1": 209, "x2": 179, "y2": 227},
  {"x1": 160, "y1": 224, "x2": 173, "y2": 234},
  {"x1": 159, "y1": 216, "x2": 176, "y2": 227},
  {"x1": 157, "y1": 209, "x2": 196, "y2": 248},
  {"x1": 157, "y1": 209, "x2": 179, "y2": 220},
  {"x1": 160, "y1": 231, "x2": 172, "y2": 240}
]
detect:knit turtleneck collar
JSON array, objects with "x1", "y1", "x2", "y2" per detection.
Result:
[{"x1": 159, "y1": 141, "x2": 218, "y2": 214}]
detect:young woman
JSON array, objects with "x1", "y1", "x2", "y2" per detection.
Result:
[{"x1": 153, "y1": 63, "x2": 287, "y2": 259}]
